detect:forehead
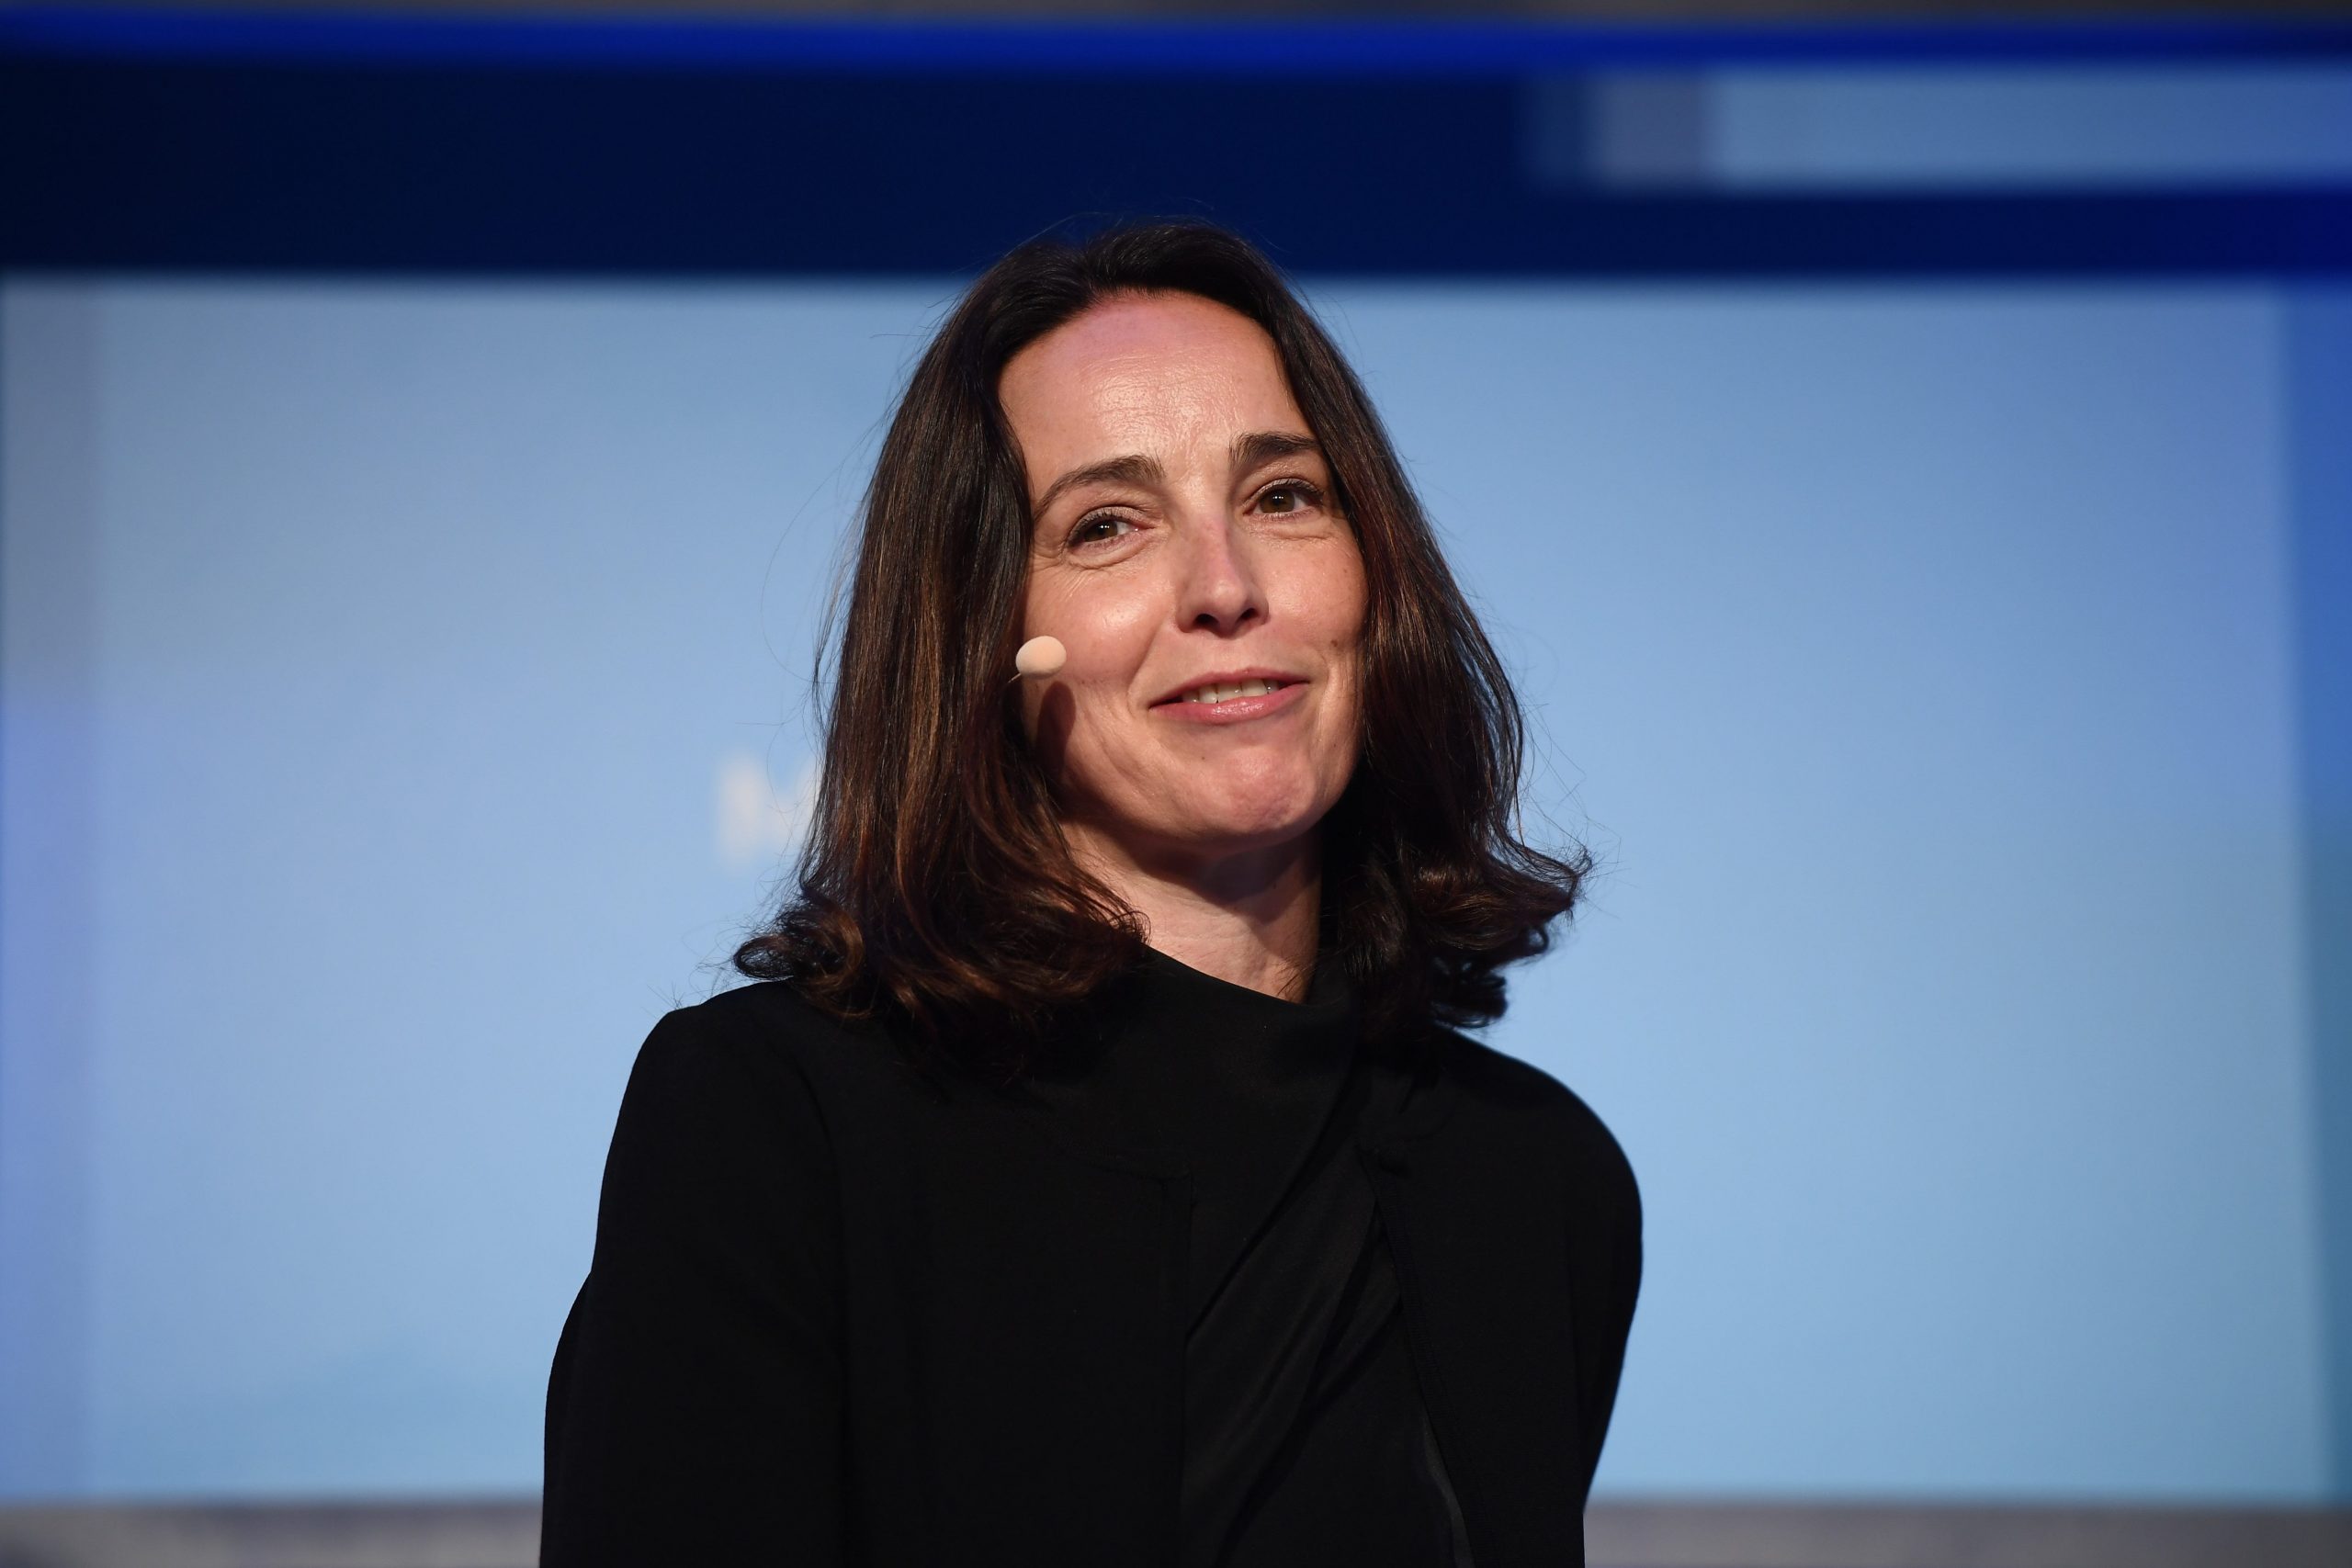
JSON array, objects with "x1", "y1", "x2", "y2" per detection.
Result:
[{"x1": 998, "y1": 292, "x2": 1306, "y2": 462}]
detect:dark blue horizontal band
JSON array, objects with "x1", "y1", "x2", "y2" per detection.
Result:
[
  {"x1": 7, "y1": 6, "x2": 2352, "y2": 73},
  {"x1": 6, "y1": 24, "x2": 2349, "y2": 277}
]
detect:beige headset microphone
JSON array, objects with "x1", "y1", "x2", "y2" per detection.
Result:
[{"x1": 1012, "y1": 636, "x2": 1066, "y2": 679}]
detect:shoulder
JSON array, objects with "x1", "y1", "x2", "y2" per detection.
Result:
[
  {"x1": 605, "y1": 983, "x2": 848, "y2": 1150},
  {"x1": 619, "y1": 982, "x2": 823, "y2": 1109},
  {"x1": 649, "y1": 976, "x2": 872, "y2": 1062},
  {"x1": 617, "y1": 979, "x2": 944, "y2": 1134},
  {"x1": 1431, "y1": 1029, "x2": 1639, "y2": 1214}
]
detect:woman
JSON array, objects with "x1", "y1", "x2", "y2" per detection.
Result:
[{"x1": 540, "y1": 220, "x2": 1640, "y2": 1568}]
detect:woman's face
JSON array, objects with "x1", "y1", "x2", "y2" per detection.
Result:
[{"x1": 1004, "y1": 290, "x2": 1366, "y2": 876}]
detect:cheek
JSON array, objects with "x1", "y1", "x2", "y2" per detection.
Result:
[
  {"x1": 1295, "y1": 545, "x2": 1368, "y2": 681},
  {"x1": 1026, "y1": 570, "x2": 1157, "y2": 674},
  {"x1": 1066, "y1": 604, "x2": 1159, "y2": 691},
  {"x1": 1283, "y1": 528, "x2": 1368, "y2": 638},
  {"x1": 1309, "y1": 554, "x2": 1369, "y2": 774},
  {"x1": 1021, "y1": 574, "x2": 1158, "y2": 773}
]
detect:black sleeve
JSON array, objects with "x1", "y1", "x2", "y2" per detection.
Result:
[
  {"x1": 540, "y1": 1006, "x2": 846, "y2": 1566},
  {"x1": 1560, "y1": 1101, "x2": 1642, "y2": 1506}
]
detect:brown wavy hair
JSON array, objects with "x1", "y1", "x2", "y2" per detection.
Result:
[{"x1": 733, "y1": 219, "x2": 1589, "y2": 1081}]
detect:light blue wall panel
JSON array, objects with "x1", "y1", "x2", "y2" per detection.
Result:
[
  {"x1": 0, "y1": 276, "x2": 2332, "y2": 1501},
  {"x1": 1718, "y1": 65, "x2": 2352, "y2": 188},
  {"x1": 2286, "y1": 289, "x2": 2352, "y2": 1497},
  {"x1": 1321, "y1": 284, "x2": 2324, "y2": 1497}
]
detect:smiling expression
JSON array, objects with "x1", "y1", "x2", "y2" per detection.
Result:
[{"x1": 1004, "y1": 290, "x2": 1367, "y2": 876}]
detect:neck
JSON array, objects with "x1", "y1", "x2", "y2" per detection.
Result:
[{"x1": 1068, "y1": 825, "x2": 1322, "y2": 1002}]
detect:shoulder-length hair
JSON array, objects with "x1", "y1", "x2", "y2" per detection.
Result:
[{"x1": 734, "y1": 219, "x2": 1589, "y2": 1081}]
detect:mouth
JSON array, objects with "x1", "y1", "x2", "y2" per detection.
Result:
[
  {"x1": 1150, "y1": 670, "x2": 1308, "y2": 724},
  {"x1": 1170, "y1": 677, "x2": 1288, "y2": 706}
]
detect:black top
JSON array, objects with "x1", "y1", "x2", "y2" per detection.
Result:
[
  {"x1": 541, "y1": 955, "x2": 1641, "y2": 1567},
  {"x1": 1022, "y1": 951, "x2": 1475, "y2": 1567}
]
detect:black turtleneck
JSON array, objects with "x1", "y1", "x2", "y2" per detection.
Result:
[
  {"x1": 1023, "y1": 951, "x2": 1476, "y2": 1568},
  {"x1": 545, "y1": 943, "x2": 1641, "y2": 1566}
]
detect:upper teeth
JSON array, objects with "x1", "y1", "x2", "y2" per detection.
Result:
[{"x1": 1182, "y1": 679, "x2": 1281, "y2": 705}]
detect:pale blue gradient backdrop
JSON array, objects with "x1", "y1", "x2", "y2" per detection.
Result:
[{"x1": 0, "y1": 276, "x2": 2340, "y2": 1499}]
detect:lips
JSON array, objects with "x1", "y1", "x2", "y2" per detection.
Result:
[
  {"x1": 1149, "y1": 670, "x2": 1309, "y2": 725},
  {"x1": 1150, "y1": 670, "x2": 1306, "y2": 709},
  {"x1": 1174, "y1": 677, "x2": 1284, "y2": 705}
]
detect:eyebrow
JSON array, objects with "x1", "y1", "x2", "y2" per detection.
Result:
[
  {"x1": 1033, "y1": 454, "x2": 1164, "y2": 520},
  {"x1": 1231, "y1": 430, "x2": 1323, "y2": 473},
  {"x1": 1031, "y1": 431, "x2": 1326, "y2": 518}
]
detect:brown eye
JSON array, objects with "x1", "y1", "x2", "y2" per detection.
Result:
[
  {"x1": 1069, "y1": 513, "x2": 1136, "y2": 548},
  {"x1": 1259, "y1": 481, "x2": 1321, "y2": 514}
]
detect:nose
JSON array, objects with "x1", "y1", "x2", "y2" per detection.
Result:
[{"x1": 1175, "y1": 513, "x2": 1264, "y2": 637}]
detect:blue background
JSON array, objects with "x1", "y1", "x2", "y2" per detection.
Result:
[{"x1": 2, "y1": 7, "x2": 2348, "y2": 1508}]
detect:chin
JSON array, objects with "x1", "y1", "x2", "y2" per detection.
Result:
[{"x1": 1162, "y1": 779, "x2": 1335, "y2": 852}]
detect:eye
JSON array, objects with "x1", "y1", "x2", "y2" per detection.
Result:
[
  {"x1": 1068, "y1": 511, "x2": 1136, "y2": 550},
  {"x1": 1256, "y1": 479, "x2": 1325, "y2": 514}
]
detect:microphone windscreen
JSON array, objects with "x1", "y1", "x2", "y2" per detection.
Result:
[{"x1": 1014, "y1": 636, "x2": 1067, "y2": 678}]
